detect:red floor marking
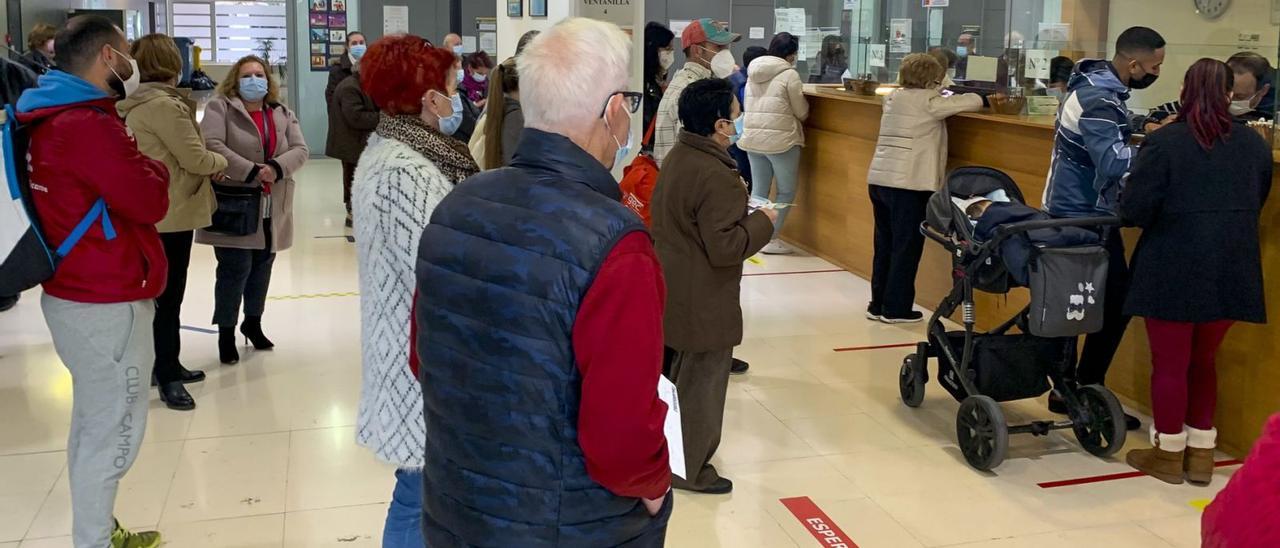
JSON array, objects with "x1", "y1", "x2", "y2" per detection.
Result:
[
  {"x1": 832, "y1": 342, "x2": 918, "y2": 352},
  {"x1": 1037, "y1": 459, "x2": 1244, "y2": 489},
  {"x1": 780, "y1": 496, "x2": 859, "y2": 548},
  {"x1": 742, "y1": 268, "x2": 846, "y2": 277}
]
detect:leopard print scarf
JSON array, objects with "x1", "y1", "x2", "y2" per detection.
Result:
[{"x1": 375, "y1": 114, "x2": 479, "y2": 185}]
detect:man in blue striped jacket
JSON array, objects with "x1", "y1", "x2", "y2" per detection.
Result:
[{"x1": 1043, "y1": 26, "x2": 1166, "y2": 431}]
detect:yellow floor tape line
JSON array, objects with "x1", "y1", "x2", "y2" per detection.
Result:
[
  {"x1": 266, "y1": 291, "x2": 360, "y2": 301},
  {"x1": 1189, "y1": 498, "x2": 1213, "y2": 511},
  {"x1": 746, "y1": 256, "x2": 764, "y2": 266}
]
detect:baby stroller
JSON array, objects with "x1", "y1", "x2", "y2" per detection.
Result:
[{"x1": 898, "y1": 166, "x2": 1127, "y2": 471}]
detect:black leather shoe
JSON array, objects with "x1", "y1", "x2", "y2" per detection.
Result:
[
  {"x1": 730, "y1": 358, "x2": 749, "y2": 375},
  {"x1": 0, "y1": 293, "x2": 18, "y2": 312},
  {"x1": 1124, "y1": 413, "x2": 1141, "y2": 431},
  {"x1": 158, "y1": 381, "x2": 196, "y2": 411},
  {"x1": 176, "y1": 364, "x2": 206, "y2": 384},
  {"x1": 240, "y1": 316, "x2": 275, "y2": 350},
  {"x1": 1048, "y1": 393, "x2": 1068, "y2": 415},
  {"x1": 219, "y1": 326, "x2": 240, "y2": 365},
  {"x1": 681, "y1": 477, "x2": 733, "y2": 495}
]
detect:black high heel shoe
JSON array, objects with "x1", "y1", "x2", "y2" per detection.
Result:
[
  {"x1": 219, "y1": 325, "x2": 240, "y2": 364},
  {"x1": 240, "y1": 316, "x2": 275, "y2": 350}
]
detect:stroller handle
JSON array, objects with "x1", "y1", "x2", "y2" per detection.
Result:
[{"x1": 989, "y1": 216, "x2": 1122, "y2": 243}]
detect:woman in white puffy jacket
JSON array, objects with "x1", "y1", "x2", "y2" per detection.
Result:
[{"x1": 738, "y1": 32, "x2": 809, "y2": 255}]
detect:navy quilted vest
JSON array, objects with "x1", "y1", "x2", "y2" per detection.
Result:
[{"x1": 415, "y1": 130, "x2": 659, "y2": 547}]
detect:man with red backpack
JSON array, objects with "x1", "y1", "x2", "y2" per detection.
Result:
[{"x1": 16, "y1": 15, "x2": 169, "y2": 548}]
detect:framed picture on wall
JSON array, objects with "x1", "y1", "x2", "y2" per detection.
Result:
[
  {"x1": 507, "y1": 0, "x2": 522, "y2": 18},
  {"x1": 529, "y1": 0, "x2": 546, "y2": 17}
]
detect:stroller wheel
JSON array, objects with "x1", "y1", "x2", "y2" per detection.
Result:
[
  {"x1": 899, "y1": 355, "x2": 925, "y2": 408},
  {"x1": 1071, "y1": 384, "x2": 1127, "y2": 458},
  {"x1": 956, "y1": 395, "x2": 1008, "y2": 471}
]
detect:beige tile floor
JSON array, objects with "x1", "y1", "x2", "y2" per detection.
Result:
[{"x1": 0, "y1": 160, "x2": 1228, "y2": 547}]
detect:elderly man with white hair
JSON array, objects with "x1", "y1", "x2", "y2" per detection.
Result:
[{"x1": 414, "y1": 17, "x2": 674, "y2": 547}]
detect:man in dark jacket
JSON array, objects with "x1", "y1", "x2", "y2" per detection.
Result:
[
  {"x1": 1043, "y1": 26, "x2": 1165, "y2": 429},
  {"x1": 0, "y1": 57, "x2": 38, "y2": 313},
  {"x1": 325, "y1": 65, "x2": 376, "y2": 226},
  {"x1": 651, "y1": 78, "x2": 774, "y2": 494},
  {"x1": 415, "y1": 18, "x2": 672, "y2": 546},
  {"x1": 16, "y1": 15, "x2": 170, "y2": 548}
]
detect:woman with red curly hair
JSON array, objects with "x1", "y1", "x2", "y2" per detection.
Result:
[
  {"x1": 349, "y1": 34, "x2": 478, "y2": 547},
  {"x1": 1121, "y1": 58, "x2": 1271, "y2": 484}
]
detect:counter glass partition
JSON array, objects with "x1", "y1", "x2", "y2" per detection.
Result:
[{"x1": 773, "y1": 0, "x2": 1280, "y2": 119}]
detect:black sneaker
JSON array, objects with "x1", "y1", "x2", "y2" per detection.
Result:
[
  {"x1": 880, "y1": 311, "x2": 924, "y2": 324},
  {"x1": 1124, "y1": 413, "x2": 1141, "y2": 431},
  {"x1": 730, "y1": 358, "x2": 749, "y2": 375},
  {"x1": 865, "y1": 304, "x2": 882, "y2": 321},
  {"x1": 0, "y1": 294, "x2": 18, "y2": 312}
]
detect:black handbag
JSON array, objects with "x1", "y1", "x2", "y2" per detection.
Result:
[{"x1": 208, "y1": 182, "x2": 262, "y2": 236}]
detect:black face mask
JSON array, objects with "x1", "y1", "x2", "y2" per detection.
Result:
[{"x1": 1129, "y1": 69, "x2": 1158, "y2": 90}]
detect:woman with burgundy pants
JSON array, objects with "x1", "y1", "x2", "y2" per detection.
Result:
[{"x1": 1120, "y1": 58, "x2": 1271, "y2": 485}]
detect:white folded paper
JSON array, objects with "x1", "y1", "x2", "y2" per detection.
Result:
[{"x1": 657, "y1": 375, "x2": 686, "y2": 479}]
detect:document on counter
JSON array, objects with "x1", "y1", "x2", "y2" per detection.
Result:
[{"x1": 658, "y1": 375, "x2": 686, "y2": 479}]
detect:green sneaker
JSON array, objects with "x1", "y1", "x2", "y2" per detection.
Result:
[{"x1": 111, "y1": 519, "x2": 162, "y2": 548}]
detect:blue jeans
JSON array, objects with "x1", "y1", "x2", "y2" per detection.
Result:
[
  {"x1": 747, "y1": 146, "x2": 802, "y2": 236},
  {"x1": 383, "y1": 469, "x2": 425, "y2": 548}
]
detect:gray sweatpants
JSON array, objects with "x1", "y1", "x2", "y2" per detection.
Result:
[{"x1": 42, "y1": 294, "x2": 155, "y2": 548}]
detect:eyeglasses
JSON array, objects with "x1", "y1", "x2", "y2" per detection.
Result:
[{"x1": 599, "y1": 91, "x2": 643, "y2": 117}]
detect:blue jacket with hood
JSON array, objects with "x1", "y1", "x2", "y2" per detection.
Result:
[{"x1": 1043, "y1": 59, "x2": 1136, "y2": 218}]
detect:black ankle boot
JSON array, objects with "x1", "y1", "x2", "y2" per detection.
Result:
[
  {"x1": 219, "y1": 325, "x2": 240, "y2": 364},
  {"x1": 240, "y1": 316, "x2": 274, "y2": 350}
]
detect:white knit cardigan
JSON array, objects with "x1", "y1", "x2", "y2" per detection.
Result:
[{"x1": 352, "y1": 134, "x2": 454, "y2": 468}]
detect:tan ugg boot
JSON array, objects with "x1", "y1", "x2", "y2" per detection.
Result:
[
  {"x1": 1184, "y1": 426, "x2": 1217, "y2": 486},
  {"x1": 1126, "y1": 428, "x2": 1187, "y2": 485}
]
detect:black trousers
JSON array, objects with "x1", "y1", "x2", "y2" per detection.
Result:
[
  {"x1": 342, "y1": 161, "x2": 357, "y2": 214},
  {"x1": 728, "y1": 144, "x2": 753, "y2": 192},
  {"x1": 212, "y1": 223, "x2": 276, "y2": 327},
  {"x1": 154, "y1": 231, "x2": 193, "y2": 384},
  {"x1": 1077, "y1": 230, "x2": 1132, "y2": 386},
  {"x1": 869, "y1": 185, "x2": 932, "y2": 317}
]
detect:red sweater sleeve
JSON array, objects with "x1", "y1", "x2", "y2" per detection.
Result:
[{"x1": 573, "y1": 231, "x2": 672, "y2": 500}]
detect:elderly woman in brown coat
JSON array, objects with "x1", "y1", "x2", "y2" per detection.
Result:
[
  {"x1": 198, "y1": 55, "x2": 309, "y2": 365},
  {"x1": 651, "y1": 78, "x2": 775, "y2": 495}
]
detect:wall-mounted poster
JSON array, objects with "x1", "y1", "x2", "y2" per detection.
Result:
[
  {"x1": 890, "y1": 18, "x2": 912, "y2": 53},
  {"x1": 530, "y1": 0, "x2": 546, "y2": 17},
  {"x1": 309, "y1": 0, "x2": 349, "y2": 71},
  {"x1": 507, "y1": 0, "x2": 522, "y2": 17}
]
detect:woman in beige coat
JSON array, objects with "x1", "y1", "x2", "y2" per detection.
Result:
[
  {"x1": 198, "y1": 55, "x2": 309, "y2": 364},
  {"x1": 739, "y1": 32, "x2": 810, "y2": 255},
  {"x1": 865, "y1": 53, "x2": 989, "y2": 324},
  {"x1": 118, "y1": 34, "x2": 228, "y2": 410}
]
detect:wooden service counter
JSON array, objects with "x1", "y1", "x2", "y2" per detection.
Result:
[{"x1": 784, "y1": 85, "x2": 1280, "y2": 456}]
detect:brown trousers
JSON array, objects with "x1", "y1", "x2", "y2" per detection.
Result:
[{"x1": 668, "y1": 347, "x2": 733, "y2": 490}]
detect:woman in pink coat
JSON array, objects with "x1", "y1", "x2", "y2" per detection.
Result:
[{"x1": 1202, "y1": 413, "x2": 1280, "y2": 547}]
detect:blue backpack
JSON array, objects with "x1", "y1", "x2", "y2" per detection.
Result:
[{"x1": 0, "y1": 105, "x2": 114, "y2": 295}]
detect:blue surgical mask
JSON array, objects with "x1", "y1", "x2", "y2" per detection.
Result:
[
  {"x1": 607, "y1": 117, "x2": 634, "y2": 169},
  {"x1": 456, "y1": 69, "x2": 465, "y2": 86},
  {"x1": 239, "y1": 75, "x2": 269, "y2": 102},
  {"x1": 956, "y1": 46, "x2": 968, "y2": 57},
  {"x1": 438, "y1": 92, "x2": 464, "y2": 136},
  {"x1": 730, "y1": 116, "x2": 744, "y2": 144},
  {"x1": 473, "y1": 73, "x2": 487, "y2": 83},
  {"x1": 349, "y1": 44, "x2": 367, "y2": 60},
  {"x1": 453, "y1": 45, "x2": 464, "y2": 55}
]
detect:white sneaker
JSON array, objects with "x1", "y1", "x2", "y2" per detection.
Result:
[{"x1": 761, "y1": 240, "x2": 794, "y2": 255}]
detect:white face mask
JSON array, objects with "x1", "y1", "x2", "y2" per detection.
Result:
[
  {"x1": 709, "y1": 48, "x2": 735, "y2": 79},
  {"x1": 1229, "y1": 99, "x2": 1254, "y2": 116},
  {"x1": 659, "y1": 50, "x2": 675, "y2": 71},
  {"x1": 106, "y1": 48, "x2": 140, "y2": 98}
]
